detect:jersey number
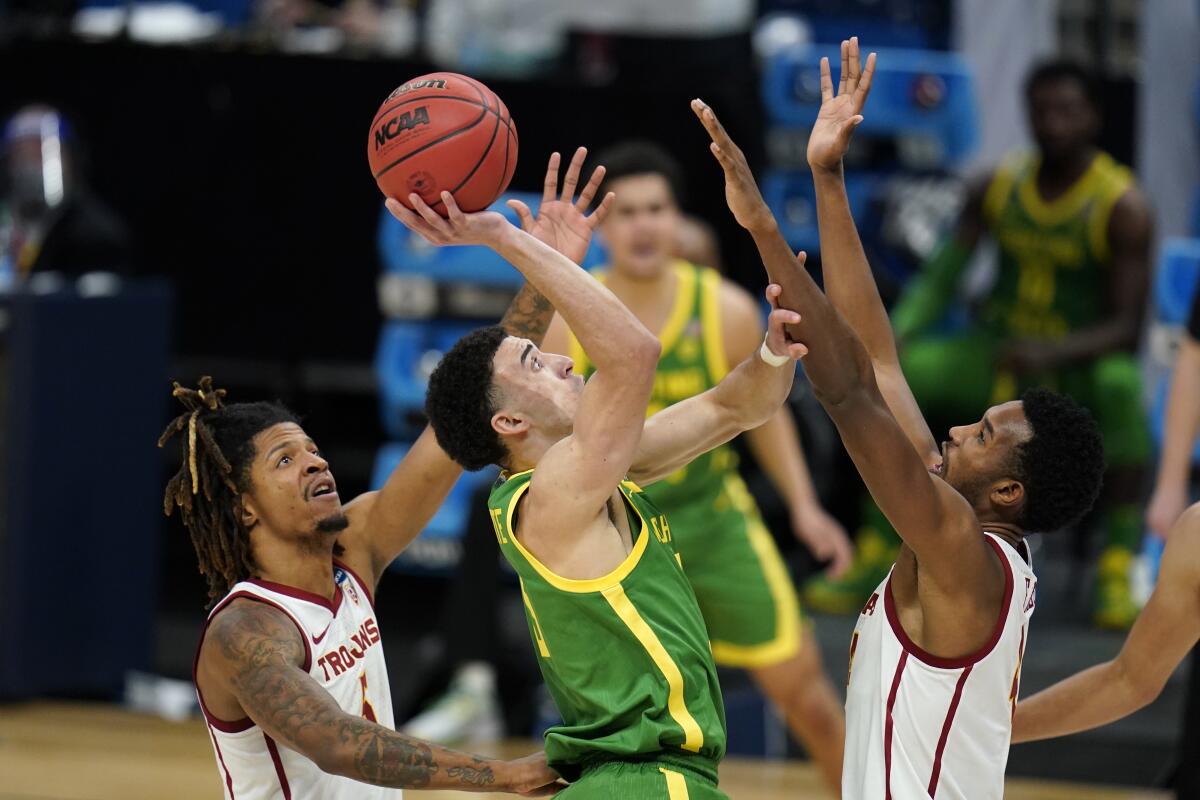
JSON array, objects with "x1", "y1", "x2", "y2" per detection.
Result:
[{"x1": 360, "y1": 673, "x2": 378, "y2": 722}]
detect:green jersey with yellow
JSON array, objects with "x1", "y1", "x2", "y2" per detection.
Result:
[
  {"x1": 982, "y1": 150, "x2": 1133, "y2": 340},
  {"x1": 487, "y1": 470, "x2": 727, "y2": 781},
  {"x1": 569, "y1": 260, "x2": 735, "y2": 510},
  {"x1": 567, "y1": 260, "x2": 803, "y2": 670}
]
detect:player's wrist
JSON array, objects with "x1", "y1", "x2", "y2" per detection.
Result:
[{"x1": 759, "y1": 335, "x2": 791, "y2": 367}]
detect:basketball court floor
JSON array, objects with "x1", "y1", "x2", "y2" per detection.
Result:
[{"x1": 0, "y1": 702, "x2": 1168, "y2": 799}]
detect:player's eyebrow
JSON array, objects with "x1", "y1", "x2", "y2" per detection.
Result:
[{"x1": 520, "y1": 342, "x2": 533, "y2": 367}]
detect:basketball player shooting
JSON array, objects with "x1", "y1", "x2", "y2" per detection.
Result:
[
  {"x1": 387, "y1": 151, "x2": 809, "y2": 796},
  {"x1": 691, "y1": 36, "x2": 1106, "y2": 799},
  {"x1": 162, "y1": 150, "x2": 610, "y2": 799}
]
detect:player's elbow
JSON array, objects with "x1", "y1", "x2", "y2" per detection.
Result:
[
  {"x1": 1116, "y1": 658, "x2": 1165, "y2": 712},
  {"x1": 629, "y1": 335, "x2": 662, "y2": 373}
]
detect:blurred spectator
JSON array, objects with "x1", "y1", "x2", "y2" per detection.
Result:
[
  {"x1": 0, "y1": 105, "x2": 131, "y2": 285},
  {"x1": 255, "y1": 0, "x2": 416, "y2": 53},
  {"x1": 804, "y1": 61, "x2": 1154, "y2": 630}
]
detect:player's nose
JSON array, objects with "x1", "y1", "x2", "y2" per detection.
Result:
[{"x1": 948, "y1": 425, "x2": 968, "y2": 445}]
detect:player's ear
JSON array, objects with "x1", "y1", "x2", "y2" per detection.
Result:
[
  {"x1": 492, "y1": 411, "x2": 529, "y2": 437},
  {"x1": 239, "y1": 494, "x2": 259, "y2": 530},
  {"x1": 989, "y1": 478, "x2": 1025, "y2": 516}
]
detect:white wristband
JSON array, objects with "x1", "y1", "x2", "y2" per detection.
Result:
[{"x1": 759, "y1": 336, "x2": 790, "y2": 367}]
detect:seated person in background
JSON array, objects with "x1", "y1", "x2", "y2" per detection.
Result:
[
  {"x1": 0, "y1": 105, "x2": 131, "y2": 283},
  {"x1": 805, "y1": 60, "x2": 1154, "y2": 630}
]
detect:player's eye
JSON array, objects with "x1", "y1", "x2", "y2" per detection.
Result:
[
  {"x1": 978, "y1": 431, "x2": 985, "y2": 444},
  {"x1": 277, "y1": 455, "x2": 291, "y2": 467}
]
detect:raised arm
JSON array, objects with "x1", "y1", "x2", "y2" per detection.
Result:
[
  {"x1": 389, "y1": 179, "x2": 660, "y2": 533},
  {"x1": 803, "y1": 38, "x2": 940, "y2": 464},
  {"x1": 630, "y1": 283, "x2": 806, "y2": 485},
  {"x1": 340, "y1": 150, "x2": 611, "y2": 583},
  {"x1": 202, "y1": 601, "x2": 559, "y2": 793},
  {"x1": 1147, "y1": 319, "x2": 1200, "y2": 536},
  {"x1": 691, "y1": 97, "x2": 988, "y2": 594},
  {"x1": 1013, "y1": 503, "x2": 1200, "y2": 742}
]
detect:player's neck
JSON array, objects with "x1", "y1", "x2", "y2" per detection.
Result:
[
  {"x1": 251, "y1": 535, "x2": 339, "y2": 602},
  {"x1": 1038, "y1": 146, "x2": 1096, "y2": 189},
  {"x1": 975, "y1": 519, "x2": 1025, "y2": 550},
  {"x1": 604, "y1": 263, "x2": 677, "y2": 317}
]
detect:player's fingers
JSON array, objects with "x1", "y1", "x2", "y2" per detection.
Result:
[
  {"x1": 764, "y1": 283, "x2": 782, "y2": 309},
  {"x1": 438, "y1": 191, "x2": 466, "y2": 230},
  {"x1": 795, "y1": 249, "x2": 808, "y2": 266},
  {"x1": 690, "y1": 98, "x2": 718, "y2": 139},
  {"x1": 819, "y1": 56, "x2": 834, "y2": 102},
  {"x1": 768, "y1": 307, "x2": 802, "y2": 328},
  {"x1": 386, "y1": 198, "x2": 437, "y2": 239},
  {"x1": 409, "y1": 193, "x2": 452, "y2": 236},
  {"x1": 542, "y1": 151, "x2": 561, "y2": 206},
  {"x1": 506, "y1": 199, "x2": 535, "y2": 232},
  {"x1": 561, "y1": 146, "x2": 586, "y2": 202},
  {"x1": 848, "y1": 36, "x2": 861, "y2": 93},
  {"x1": 788, "y1": 341, "x2": 810, "y2": 360},
  {"x1": 576, "y1": 164, "x2": 605, "y2": 211},
  {"x1": 588, "y1": 191, "x2": 616, "y2": 229},
  {"x1": 855, "y1": 51, "x2": 877, "y2": 108},
  {"x1": 838, "y1": 39, "x2": 849, "y2": 96}
]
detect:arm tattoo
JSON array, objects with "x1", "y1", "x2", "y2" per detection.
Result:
[
  {"x1": 500, "y1": 282, "x2": 555, "y2": 346},
  {"x1": 208, "y1": 601, "x2": 496, "y2": 790}
]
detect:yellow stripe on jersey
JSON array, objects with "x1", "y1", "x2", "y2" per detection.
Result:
[
  {"x1": 698, "y1": 268, "x2": 729, "y2": 383},
  {"x1": 1017, "y1": 153, "x2": 1106, "y2": 227},
  {"x1": 658, "y1": 262, "x2": 696, "y2": 354},
  {"x1": 1086, "y1": 164, "x2": 1133, "y2": 265},
  {"x1": 602, "y1": 583, "x2": 704, "y2": 753},
  {"x1": 659, "y1": 768, "x2": 691, "y2": 799},
  {"x1": 502, "y1": 477, "x2": 652, "y2": 594},
  {"x1": 519, "y1": 580, "x2": 551, "y2": 658}
]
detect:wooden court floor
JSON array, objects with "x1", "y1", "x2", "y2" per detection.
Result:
[{"x1": 0, "y1": 702, "x2": 1169, "y2": 799}]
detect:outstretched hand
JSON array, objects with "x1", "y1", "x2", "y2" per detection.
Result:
[
  {"x1": 507, "y1": 147, "x2": 614, "y2": 265},
  {"x1": 691, "y1": 98, "x2": 775, "y2": 233},
  {"x1": 807, "y1": 36, "x2": 876, "y2": 172},
  {"x1": 385, "y1": 191, "x2": 511, "y2": 249}
]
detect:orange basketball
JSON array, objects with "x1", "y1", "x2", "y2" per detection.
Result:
[{"x1": 367, "y1": 72, "x2": 518, "y2": 214}]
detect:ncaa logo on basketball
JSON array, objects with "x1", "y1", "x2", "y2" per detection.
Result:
[
  {"x1": 373, "y1": 106, "x2": 431, "y2": 150},
  {"x1": 385, "y1": 78, "x2": 447, "y2": 101}
]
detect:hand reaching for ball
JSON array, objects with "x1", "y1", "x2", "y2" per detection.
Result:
[
  {"x1": 386, "y1": 192, "x2": 512, "y2": 249},
  {"x1": 506, "y1": 147, "x2": 614, "y2": 265}
]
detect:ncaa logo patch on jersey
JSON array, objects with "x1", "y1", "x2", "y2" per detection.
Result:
[{"x1": 335, "y1": 568, "x2": 361, "y2": 605}]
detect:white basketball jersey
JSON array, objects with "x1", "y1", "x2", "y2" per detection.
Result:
[
  {"x1": 844, "y1": 533, "x2": 1036, "y2": 800},
  {"x1": 194, "y1": 560, "x2": 400, "y2": 800}
]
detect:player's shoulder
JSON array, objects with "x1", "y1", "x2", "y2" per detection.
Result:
[
  {"x1": 203, "y1": 596, "x2": 307, "y2": 670},
  {"x1": 716, "y1": 277, "x2": 762, "y2": 328}
]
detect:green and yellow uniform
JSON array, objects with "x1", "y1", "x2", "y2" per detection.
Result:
[
  {"x1": 567, "y1": 260, "x2": 802, "y2": 667},
  {"x1": 488, "y1": 471, "x2": 728, "y2": 798},
  {"x1": 817, "y1": 149, "x2": 1150, "y2": 626}
]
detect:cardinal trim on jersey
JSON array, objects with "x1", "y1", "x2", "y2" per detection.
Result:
[{"x1": 883, "y1": 535, "x2": 1015, "y2": 669}]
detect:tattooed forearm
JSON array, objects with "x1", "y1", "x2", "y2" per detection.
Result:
[
  {"x1": 500, "y1": 282, "x2": 555, "y2": 346},
  {"x1": 448, "y1": 757, "x2": 497, "y2": 787},
  {"x1": 206, "y1": 601, "x2": 511, "y2": 791}
]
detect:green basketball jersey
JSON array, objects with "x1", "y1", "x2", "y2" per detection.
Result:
[
  {"x1": 981, "y1": 150, "x2": 1133, "y2": 339},
  {"x1": 487, "y1": 470, "x2": 727, "y2": 779},
  {"x1": 568, "y1": 260, "x2": 738, "y2": 510}
]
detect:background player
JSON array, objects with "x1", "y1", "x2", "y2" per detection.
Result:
[
  {"x1": 809, "y1": 57, "x2": 1154, "y2": 629},
  {"x1": 690, "y1": 36, "x2": 1105, "y2": 797},
  {"x1": 168, "y1": 150, "x2": 607, "y2": 798},
  {"x1": 391, "y1": 171, "x2": 809, "y2": 796},
  {"x1": 540, "y1": 140, "x2": 849, "y2": 789}
]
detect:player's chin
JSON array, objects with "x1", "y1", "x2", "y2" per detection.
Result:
[{"x1": 315, "y1": 512, "x2": 351, "y2": 535}]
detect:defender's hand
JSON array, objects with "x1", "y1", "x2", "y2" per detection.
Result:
[
  {"x1": 691, "y1": 98, "x2": 775, "y2": 233},
  {"x1": 503, "y1": 751, "x2": 565, "y2": 797},
  {"x1": 385, "y1": 192, "x2": 512, "y2": 248},
  {"x1": 792, "y1": 503, "x2": 853, "y2": 578},
  {"x1": 764, "y1": 282, "x2": 809, "y2": 361},
  {"x1": 507, "y1": 147, "x2": 614, "y2": 265},
  {"x1": 807, "y1": 36, "x2": 876, "y2": 173}
]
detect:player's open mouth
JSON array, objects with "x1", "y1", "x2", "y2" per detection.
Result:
[{"x1": 308, "y1": 478, "x2": 338, "y2": 501}]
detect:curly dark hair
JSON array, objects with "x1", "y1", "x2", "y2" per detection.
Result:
[
  {"x1": 425, "y1": 325, "x2": 510, "y2": 471},
  {"x1": 1010, "y1": 387, "x2": 1105, "y2": 533},
  {"x1": 1025, "y1": 59, "x2": 1101, "y2": 111},
  {"x1": 158, "y1": 377, "x2": 308, "y2": 606},
  {"x1": 595, "y1": 140, "x2": 685, "y2": 205}
]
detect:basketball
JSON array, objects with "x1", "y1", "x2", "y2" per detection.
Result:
[{"x1": 367, "y1": 72, "x2": 518, "y2": 214}]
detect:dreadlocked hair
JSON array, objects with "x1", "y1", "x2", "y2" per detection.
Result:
[{"x1": 158, "y1": 376, "x2": 301, "y2": 607}]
